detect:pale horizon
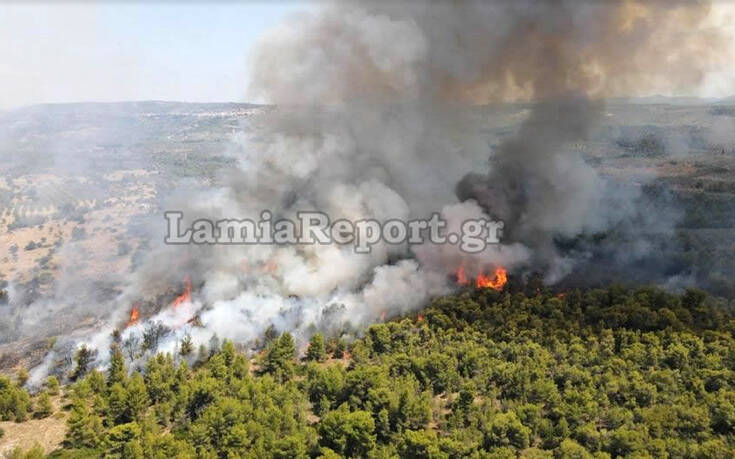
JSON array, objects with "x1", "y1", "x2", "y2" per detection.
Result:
[
  {"x1": 1, "y1": 2, "x2": 733, "y2": 110},
  {"x1": 0, "y1": 2, "x2": 311, "y2": 110}
]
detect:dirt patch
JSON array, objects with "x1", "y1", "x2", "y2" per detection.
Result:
[{"x1": 0, "y1": 397, "x2": 67, "y2": 456}]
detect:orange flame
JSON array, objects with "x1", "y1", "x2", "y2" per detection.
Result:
[
  {"x1": 380, "y1": 311, "x2": 387, "y2": 321},
  {"x1": 126, "y1": 304, "x2": 140, "y2": 327},
  {"x1": 475, "y1": 267, "x2": 507, "y2": 291},
  {"x1": 172, "y1": 277, "x2": 192, "y2": 308},
  {"x1": 456, "y1": 266, "x2": 469, "y2": 285},
  {"x1": 417, "y1": 314, "x2": 424, "y2": 323}
]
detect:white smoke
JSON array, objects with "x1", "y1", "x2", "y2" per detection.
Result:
[{"x1": 21, "y1": 0, "x2": 735, "y2": 381}]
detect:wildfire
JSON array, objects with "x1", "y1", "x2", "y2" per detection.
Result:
[
  {"x1": 126, "y1": 304, "x2": 140, "y2": 327},
  {"x1": 456, "y1": 266, "x2": 468, "y2": 285},
  {"x1": 417, "y1": 314, "x2": 424, "y2": 323},
  {"x1": 476, "y1": 267, "x2": 507, "y2": 290},
  {"x1": 172, "y1": 276, "x2": 192, "y2": 308},
  {"x1": 456, "y1": 266, "x2": 508, "y2": 291}
]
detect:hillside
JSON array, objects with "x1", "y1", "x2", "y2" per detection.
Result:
[
  {"x1": 1, "y1": 283, "x2": 734, "y2": 458},
  {"x1": 1, "y1": 99, "x2": 735, "y2": 364}
]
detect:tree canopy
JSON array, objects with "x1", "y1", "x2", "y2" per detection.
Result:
[{"x1": 4, "y1": 285, "x2": 735, "y2": 457}]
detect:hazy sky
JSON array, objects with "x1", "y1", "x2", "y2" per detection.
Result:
[
  {"x1": 0, "y1": 2, "x2": 309, "y2": 109},
  {"x1": 0, "y1": 2, "x2": 732, "y2": 109}
]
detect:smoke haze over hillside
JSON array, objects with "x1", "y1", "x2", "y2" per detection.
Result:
[{"x1": 2, "y1": 1, "x2": 733, "y2": 382}]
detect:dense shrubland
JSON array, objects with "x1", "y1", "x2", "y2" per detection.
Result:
[{"x1": 3, "y1": 284, "x2": 735, "y2": 458}]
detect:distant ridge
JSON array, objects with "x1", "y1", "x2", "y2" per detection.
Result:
[
  {"x1": 2, "y1": 101, "x2": 268, "y2": 117},
  {"x1": 4, "y1": 95, "x2": 734, "y2": 116},
  {"x1": 606, "y1": 95, "x2": 735, "y2": 105}
]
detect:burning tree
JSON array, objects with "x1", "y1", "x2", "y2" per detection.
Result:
[{"x1": 457, "y1": 266, "x2": 508, "y2": 291}]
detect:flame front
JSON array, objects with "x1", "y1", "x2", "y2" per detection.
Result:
[
  {"x1": 456, "y1": 266, "x2": 468, "y2": 285},
  {"x1": 126, "y1": 304, "x2": 140, "y2": 327},
  {"x1": 172, "y1": 276, "x2": 192, "y2": 308},
  {"x1": 456, "y1": 266, "x2": 507, "y2": 291},
  {"x1": 475, "y1": 267, "x2": 507, "y2": 291}
]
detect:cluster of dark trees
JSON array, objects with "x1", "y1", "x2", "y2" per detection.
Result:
[{"x1": 3, "y1": 284, "x2": 735, "y2": 458}]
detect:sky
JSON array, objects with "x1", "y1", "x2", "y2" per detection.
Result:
[
  {"x1": 0, "y1": 2, "x2": 310, "y2": 109},
  {"x1": 0, "y1": 2, "x2": 732, "y2": 110}
]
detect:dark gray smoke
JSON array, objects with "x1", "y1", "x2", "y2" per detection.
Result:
[
  {"x1": 23, "y1": 0, "x2": 734, "y2": 382},
  {"x1": 249, "y1": 0, "x2": 730, "y2": 281}
]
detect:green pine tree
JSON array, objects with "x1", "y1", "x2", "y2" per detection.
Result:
[
  {"x1": 34, "y1": 391, "x2": 53, "y2": 419},
  {"x1": 65, "y1": 397, "x2": 103, "y2": 449},
  {"x1": 45, "y1": 376, "x2": 60, "y2": 396},
  {"x1": 108, "y1": 345, "x2": 126, "y2": 387},
  {"x1": 263, "y1": 332, "x2": 296, "y2": 380},
  {"x1": 108, "y1": 383, "x2": 129, "y2": 425},
  {"x1": 126, "y1": 373, "x2": 149, "y2": 422},
  {"x1": 306, "y1": 333, "x2": 327, "y2": 362},
  {"x1": 71, "y1": 345, "x2": 94, "y2": 381}
]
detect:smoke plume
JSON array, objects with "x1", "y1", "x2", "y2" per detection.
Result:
[{"x1": 21, "y1": 0, "x2": 735, "y2": 380}]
